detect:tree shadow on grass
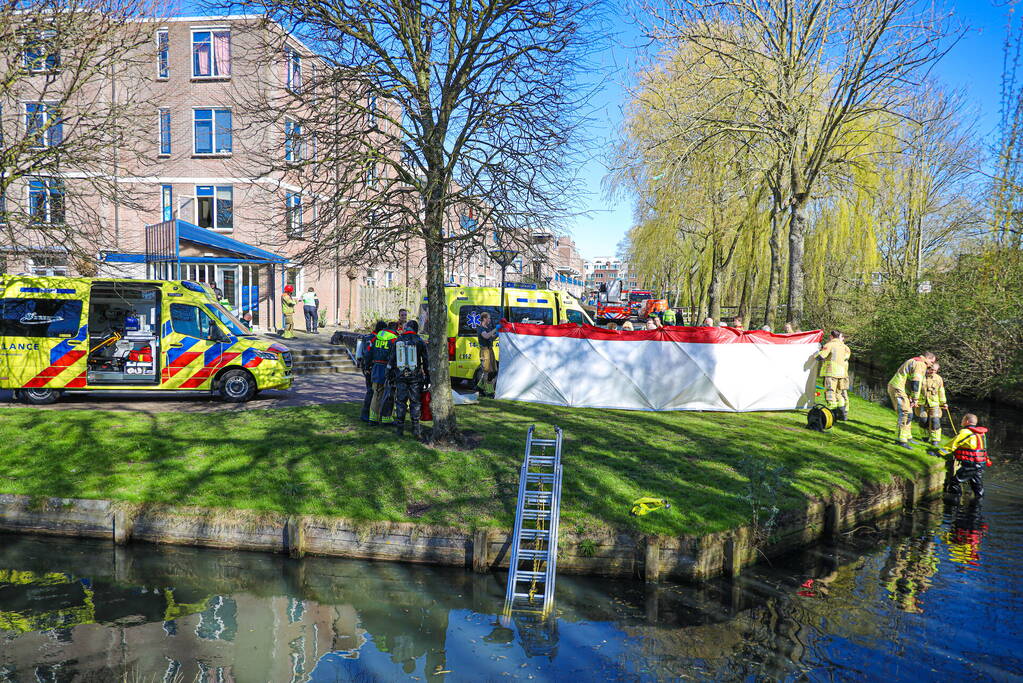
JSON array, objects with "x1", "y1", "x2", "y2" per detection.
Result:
[{"x1": 0, "y1": 394, "x2": 936, "y2": 538}]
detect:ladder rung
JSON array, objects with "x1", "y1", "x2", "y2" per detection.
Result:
[
  {"x1": 512, "y1": 592, "x2": 546, "y2": 600},
  {"x1": 521, "y1": 510, "x2": 551, "y2": 520},
  {"x1": 516, "y1": 549, "x2": 548, "y2": 560},
  {"x1": 529, "y1": 439, "x2": 558, "y2": 447},
  {"x1": 520, "y1": 529, "x2": 550, "y2": 538},
  {"x1": 526, "y1": 473, "x2": 554, "y2": 482},
  {"x1": 514, "y1": 571, "x2": 547, "y2": 581}
]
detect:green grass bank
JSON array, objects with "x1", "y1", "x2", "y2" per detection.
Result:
[{"x1": 0, "y1": 394, "x2": 940, "y2": 539}]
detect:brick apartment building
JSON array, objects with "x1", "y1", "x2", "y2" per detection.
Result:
[
  {"x1": 2, "y1": 14, "x2": 424, "y2": 330},
  {"x1": 1, "y1": 13, "x2": 587, "y2": 330},
  {"x1": 584, "y1": 257, "x2": 639, "y2": 292}
]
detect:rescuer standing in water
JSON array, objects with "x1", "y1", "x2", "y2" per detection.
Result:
[{"x1": 945, "y1": 413, "x2": 991, "y2": 500}]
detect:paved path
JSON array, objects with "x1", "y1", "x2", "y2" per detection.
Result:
[{"x1": 0, "y1": 373, "x2": 367, "y2": 413}]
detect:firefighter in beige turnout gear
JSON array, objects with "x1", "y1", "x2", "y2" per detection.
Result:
[
  {"x1": 917, "y1": 363, "x2": 948, "y2": 446},
  {"x1": 888, "y1": 352, "x2": 936, "y2": 449},
  {"x1": 815, "y1": 330, "x2": 851, "y2": 421}
]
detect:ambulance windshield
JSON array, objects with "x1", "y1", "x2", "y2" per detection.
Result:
[{"x1": 205, "y1": 304, "x2": 251, "y2": 337}]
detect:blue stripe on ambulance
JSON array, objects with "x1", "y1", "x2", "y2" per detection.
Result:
[
  {"x1": 241, "y1": 347, "x2": 257, "y2": 366},
  {"x1": 162, "y1": 320, "x2": 172, "y2": 338},
  {"x1": 50, "y1": 325, "x2": 88, "y2": 364},
  {"x1": 167, "y1": 337, "x2": 199, "y2": 364},
  {"x1": 203, "y1": 342, "x2": 233, "y2": 367}
]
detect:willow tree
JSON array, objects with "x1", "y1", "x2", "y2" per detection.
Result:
[
  {"x1": 224, "y1": 0, "x2": 594, "y2": 439},
  {"x1": 646, "y1": 0, "x2": 957, "y2": 327},
  {"x1": 612, "y1": 37, "x2": 773, "y2": 322}
]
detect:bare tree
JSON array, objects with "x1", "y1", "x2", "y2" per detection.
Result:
[
  {"x1": 220, "y1": 0, "x2": 594, "y2": 439},
  {"x1": 644, "y1": 0, "x2": 958, "y2": 326},
  {"x1": 0, "y1": 0, "x2": 164, "y2": 272}
]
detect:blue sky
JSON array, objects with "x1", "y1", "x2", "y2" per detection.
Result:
[{"x1": 568, "y1": 0, "x2": 1011, "y2": 259}]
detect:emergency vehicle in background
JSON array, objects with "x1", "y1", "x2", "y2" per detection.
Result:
[
  {"x1": 594, "y1": 284, "x2": 669, "y2": 322},
  {"x1": 0, "y1": 275, "x2": 293, "y2": 404},
  {"x1": 419, "y1": 284, "x2": 593, "y2": 386}
]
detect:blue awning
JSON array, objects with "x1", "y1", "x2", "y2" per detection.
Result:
[{"x1": 176, "y1": 220, "x2": 286, "y2": 263}]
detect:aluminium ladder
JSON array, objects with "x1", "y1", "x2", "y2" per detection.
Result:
[{"x1": 503, "y1": 425, "x2": 564, "y2": 618}]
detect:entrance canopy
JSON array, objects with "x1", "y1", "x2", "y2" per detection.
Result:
[
  {"x1": 102, "y1": 219, "x2": 287, "y2": 269},
  {"x1": 145, "y1": 219, "x2": 286, "y2": 272}
]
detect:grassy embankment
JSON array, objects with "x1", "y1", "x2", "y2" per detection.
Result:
[{"x1": 0, "y1": 395, "x2": 939, "y2": 537}]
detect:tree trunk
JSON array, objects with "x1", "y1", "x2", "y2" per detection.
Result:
[
  {"x1": 695, "y1": 267, "x2": 707, "y2": 323},
  {"x1": 738, "y1": 265, "x2": 755, "y2": 325},
  {"x1": 786, "y1": 200, "x2": 808, "y2": 328},
  {"x1": 707, "y1": 245, "x2": 721, "y2": 323},
  {"x1": 764, "y1": 200, "x2": 784, "y2": 328},
  {"x1": 423, "y1": 210, "x2": 457, "y2": 440}
]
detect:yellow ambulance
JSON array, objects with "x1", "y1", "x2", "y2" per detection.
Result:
[
  {"x1": 420, "y1": 285, "x2": 593, "y2": 385},
  {"x1": 0, "y1": 275, "x2": 293, "y2": 404}
]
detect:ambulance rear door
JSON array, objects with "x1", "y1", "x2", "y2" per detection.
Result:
[{"x1": 0, "y1": 277, "x2": 90, "y2": 390}]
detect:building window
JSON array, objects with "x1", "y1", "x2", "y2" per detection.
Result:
[
  {"x1": 196, "y1": 185, "x2": 232, "y2": 230},
  {"x1": 158, "y1": 108, "x2": 171, "y2": 155},
  {"x1": 284, "y1": 120, "x2": 302, "y2": 162},
  {"x1": 285, "y1": 47, "x2": 301, "y2": 92},
  {"x1": 27, "y1": 255, "x2": 69, "y2": 277},
  {"x1": 23, "y1": 29, "x2": 59, "y2": 73},
  {"x1": 192, "y1": 30, "x2": 231, "y2": 77},
  {"x1": 286, "y1": 193, "x2": 302, "y2": 235},
  {"x1": 368, "y1": 93, "x2": 377, "y2": 128},
  {"x1": 384, "y1": 270, "x2": 394, "y2": 287},
  {"x1": 365, "y1": 269, "x2": 376, "y2": 287},
  {"x1": 161, "y1": 185, "x2": 173, "y2": 221},
  {"x1": 193, "y1": 108, "x2": 231, "y2": 154},
  {"x1": 28, "y1": 178, "x2": 64, "y2": 224},
  {"x1": 25, "y1": 103, "x2": 61, "y2": 148},
  {"x1": 157, "y1": 30, "x2": 169, "y2": 78}
]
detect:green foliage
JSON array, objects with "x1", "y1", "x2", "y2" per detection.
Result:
[{"x1": 854, "y1": 248, "x2": 1023, "y2": 402}]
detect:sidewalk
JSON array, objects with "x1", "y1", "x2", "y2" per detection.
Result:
[{"x1": 0, "y1": 373, "x2": 365, "y2": 413}]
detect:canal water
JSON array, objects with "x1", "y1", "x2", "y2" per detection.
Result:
[{"x1": 1, "y1": 399, "x2": 1021, "y2": 681}]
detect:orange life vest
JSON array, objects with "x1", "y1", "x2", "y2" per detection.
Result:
[{"x1": 953, "y1": 426, "x2": 989, "y2": 464}]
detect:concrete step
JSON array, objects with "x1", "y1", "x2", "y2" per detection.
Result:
[
  {"x1": 292, "y1": 365, "x2": 358, "y2": 376},
  {"x1": 290, "y1": 349, "x2": 353, "y2": 362}
]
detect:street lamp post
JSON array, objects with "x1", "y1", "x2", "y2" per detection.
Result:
[{"x1": 489, "y1": 248, "x2": 519, "y2": 321}]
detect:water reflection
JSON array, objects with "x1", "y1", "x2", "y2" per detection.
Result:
[{"x1": 2, "y1": 470, "x2": 1022, "y2": 681}]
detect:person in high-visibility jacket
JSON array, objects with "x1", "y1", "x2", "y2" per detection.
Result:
[
  {"x1": 368, "y1": 322, "x2": 399, "y2": 424},
  {"x1": 887, "y1": 352, "x2": 935, "y2": 448},
  {"x1": 816, "y1": 330, "x2": 851, "y2": 421},
  {"x1": 945, "y1": 413, "x2": 990, "y2": 499},
  {"x1": 281, "y1": 285, "x2": 296, "y2": 339},
  {"x1": 918, "y1": 363, "x2": 948, "y2": 446},
  {"x1": 662, "y1": 307, "x2": 677, "y2": 325}
]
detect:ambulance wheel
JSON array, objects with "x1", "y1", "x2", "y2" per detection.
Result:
[
  {"x1": 216, "y1": 369, "x2": 256, "y2": 402},
  {"x1": 20, "y1": 388, "x2": 59, "y2": 405}
]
